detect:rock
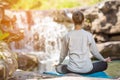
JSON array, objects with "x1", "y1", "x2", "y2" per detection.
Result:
[
  {"x1": 99, "y1": 0, "x2": 120, "y2": 14},
  {"x1": 97, "y1": 41, "x2": 120, "y2": 60},
  {"x1": 93, "y1": 33, "x2": 109, "y2": 43},
  {"x1": 109, "y1": 35, "x2": 120, "y2": 41},
  {"x1": 91, "y1": 0, "x2": 120, "y2": 34},
  {"x1": 0, "y1": 60, "x2": 9, "y2": 80},
  {"x1": 33, "y1": 33, "x2": 45, "y2": 51},
  {"x1": 16, "y1": 52, "x2": 38, "y2": 71},
  {"x1": 0, "y1": 41, "x2": 18, "y2": 80},
  {"x1": 43, "y1": 76, "x2": 114, "y2": 80},
  {"x1": 52, "y1": 9, "x2": 73, "y2": 23},
  {"x1": 82, "y1": 0, "x2": 120, "y2": 43},
  {"x1": 64, "y1": 73, "x2": 81, "y2": 77},
  {"x1": 9, "y1": 70, "x2": 115, "y2": 80},
  {"x1": 9, "y1": 69, "x2": 56, "y2": 80}
]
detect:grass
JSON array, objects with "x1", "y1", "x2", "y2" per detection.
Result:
[
  {"x1": 105, "y1": 60, "x2": 120, "y2": 78},
  {"x1": 64, "y1": 59, "x2": 120, "y2": 78}
]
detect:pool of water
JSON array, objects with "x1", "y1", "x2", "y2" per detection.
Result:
[{"x1": 105, "y1": 60, "x2": 120, "y2": 78}]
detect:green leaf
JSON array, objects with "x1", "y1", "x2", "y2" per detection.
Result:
[
  {"x1": 0, "y1": 30, "x2": 3, "y2": 37},
  {"x1": 0, "y1": 32, "x2": 10, "y2": 40}
]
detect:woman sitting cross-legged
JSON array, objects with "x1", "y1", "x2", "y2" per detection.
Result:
[{"x1": 55, "y1": 10, "x2": 111, "y2": 74}]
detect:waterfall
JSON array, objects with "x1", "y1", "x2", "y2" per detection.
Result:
[{"x1": 5, "y1": 10, "x2": 68, "y2": 73}]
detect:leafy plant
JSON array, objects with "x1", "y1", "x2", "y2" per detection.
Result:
[{"x1": 0, "y1": 30, "x2": 9, "y2": 41}]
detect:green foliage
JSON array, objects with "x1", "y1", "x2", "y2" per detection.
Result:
[
  {"x1": 105, "y1": 61, "x2": 120, "y2": 78},
  {"x1": 1, "y1": 0, "x2": 102, "y2": 10},
  {"x1": 0, "y1": 0, "x2": 18, "y2": 8},
  {"x1": 0, "y1": 30, "x2": 9, "y2": 41},
  {"x1": 40, "y1": 0, "x2": 81, "y2": 10},
  {"x1": 11, "y1": 0, "x2": 41, "y2": 10},
  {"x1": 88, "y1": 0, "x2": 102, "y2": 5}
]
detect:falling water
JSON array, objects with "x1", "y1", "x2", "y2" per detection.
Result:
[{"x1": 5, "y1": 10, "x2": 68, "y2": 73}]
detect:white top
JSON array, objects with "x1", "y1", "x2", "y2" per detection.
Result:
[{"x1": 59, "y1": 29, "x2": 105, "y2": 73}]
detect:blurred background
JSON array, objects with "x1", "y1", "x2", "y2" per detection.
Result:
[
  {"x1": 0, "y1": 0, "x2": 102, "y2": 10},
  {"x1": 0, "y1": 0, "x2": 120, "y2": 80}
]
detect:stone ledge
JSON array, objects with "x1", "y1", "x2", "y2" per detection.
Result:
[{"x1": 43, "y1": 76, "x2": 115, "y2": 80}]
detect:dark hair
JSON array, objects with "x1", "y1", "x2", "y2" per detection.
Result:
[{"x1": 72, "y1": 11, "x2": 84, "y2": 25}]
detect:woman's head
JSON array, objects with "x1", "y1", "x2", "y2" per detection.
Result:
[{"x1": 72, "y1": 11, "x2": 84, "y2": 25}]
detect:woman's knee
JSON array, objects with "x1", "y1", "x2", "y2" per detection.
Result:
[
  {"x1": 93, "y1": 61, "x2": 108, "y2": 72},
  {"x1": 101, "y1": 61, "x2": 108, "y2": 70},
  {"x1": 55, "y1": 64, "x2": 68, "y2": 74}
]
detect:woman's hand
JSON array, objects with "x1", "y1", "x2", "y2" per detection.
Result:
[{"x1": 104, "y1": 57, "x2": 112, "y2": 62}]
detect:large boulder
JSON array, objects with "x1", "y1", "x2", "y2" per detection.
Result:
[
  {"x1": 84, "y1": 0, "x2": 120, "y2": 42},
  {"x1": 97, "y1": 41, "x2": 120, "y2": 60},
  {"x1": 16, "y1": 52, "x2": 38, "y2": 71},
  {"x1": 0, "y1": 41, "x2": 18, "y2": 80},
  {"x1": 43, "y1": 77, "x2": 113, "y2": 80},
  {"x1": 8, "y1": 69, "x2": 56, "y2": 80}
]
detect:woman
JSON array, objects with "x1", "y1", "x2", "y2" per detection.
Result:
[{"x1": 56, "y1": 10, "x2": 111, "y2": 74}]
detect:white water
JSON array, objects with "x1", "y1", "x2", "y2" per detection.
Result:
[{"x1": 6, "y1": 10, "x2": 68, "y2": 73}]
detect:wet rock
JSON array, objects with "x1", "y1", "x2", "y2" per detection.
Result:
[
  {"x1": 82, "y1": 0, "x2": 120, "y2": 43},
  {"x1": 0, "y1": 41, "x2": 18, "y2": 80},
  {"x1": 9, "y1": 70, "x2": 114, "y2": 80},
  {"x1": 16, "y1": 52, "x2": 38, "y2": 71},
  {"x1": 33, "y1": 33, "x2": 45, "y2": 51},
  {"x1": 9, "y1": 69, "x2": 56, "y2": 80},
  {"x1": 109, "y1": 35, "x2": 120, "y2": 41},
  {"x1": 97, "y1": 41, "x2": 120, "y2": 60},
  {"x1": 93, "y1": 33, "x2": 109, "y2": 43},
  {"x1": 52, "y1": 9, "x2": 73, "y2": 23},
  {"x1": 99, "y1": 0, "x2": 120, "y2": 14},
  {"x1": 43, "y1": 76, "x2": 114, "y2": 80},
  {"x1": 91, "y1": 0, "x2": 120, "y2": 34}
]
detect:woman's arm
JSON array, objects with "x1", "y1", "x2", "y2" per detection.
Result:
[
  {"x1": 59, "y1": 35, "x2": 69, "y2": 64},
  {"x1": 89, "y1": 34, "x2": 105, "y2": 61}
]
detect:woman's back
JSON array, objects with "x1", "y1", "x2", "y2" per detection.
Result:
[
  {"x1": 56, "y1": 10, "x2": 111, "y2": 74},
  {"x1": 66, "y1": 29, "x2": 93, "y2": 73}
]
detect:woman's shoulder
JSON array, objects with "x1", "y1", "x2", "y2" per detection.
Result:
[
  {"x1": 82, "y1": 29, "x2": 92, "y2": 36},
  {"x1": 67, "y1": 30, "x2": 74, "y2": 35}
]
